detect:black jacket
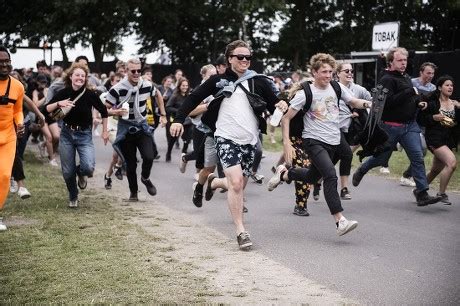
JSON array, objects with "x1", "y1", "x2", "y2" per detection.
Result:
[
  {"x1": 173, "y1": 68, "x2": 279, "y2": 133},
  {"x1": 379, "y1": 70, "x2": 420, "y2": 123}
]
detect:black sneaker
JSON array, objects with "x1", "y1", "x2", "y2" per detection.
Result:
[
  {"x1": 104, "y1": 174, "x2": 112, "y2": 190},
  {"x1": 205, "y1": 174, "x2": 216, "y2": 201},
  {"x1": 340, "y1": 187, "x2": 352, "y2": 200},
  {"x1": 352, "y1": 168, "x2": 365, "y2": 187},
  {"x1": 437, "y1": 192, "x2": 452, "y2": 205},
  {"x1": 128, "y1": 191, "x2": 138, "y2": 202},
  {"x1": 313, "y1": 183, "x2": 321, "y2": 201},
  {"x1": 413, "y1": 189, "x2": 442, "y2": 206},
  {"x1": 192, "y1": 182, "x2": 203, "y2": 207},
  {"x1": 77, "y1": 174, "x2": 87, "y2": 190},
  {"x1": 237, "y1": 231, "x2": 252, "y2": 250},
  {"x1": 293, "y1": 205, "x2": 310, "y2": 216},
  {"x1": 141, "y1": 177, "x2": 157, "y2": 196},
  {"x1": 243, "y1": 205, "x2": 248, "y2": 213},
  {"x1": 114, "y1": 166, "x2": 123, "y2": 180}
]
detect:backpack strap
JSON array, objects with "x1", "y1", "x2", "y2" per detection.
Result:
[
  {"x1": 330, "y1": 80, "x2": 342, "y2": 103},
  {"x1": 301, "y1": 80, "x2": 342, "y2": 112},
  {"x1": 300, "y1": 81, "x2": 312, "y2": 112}
]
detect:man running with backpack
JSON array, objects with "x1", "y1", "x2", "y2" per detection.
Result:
[{"x1": 268, "y1": 53, "x2": 371, "y2": 236}]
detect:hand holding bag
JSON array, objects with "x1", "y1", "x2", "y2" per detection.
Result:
[{"x1": 50, "y1": 88, "x2": 86, "y2": 121}]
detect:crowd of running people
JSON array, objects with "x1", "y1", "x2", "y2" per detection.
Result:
[{"x1": 0, "y1": 42, "x2": 457, "y2": 250}]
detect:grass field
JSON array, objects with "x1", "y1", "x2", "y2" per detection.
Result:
[{"x1": 0, "y1": 152, "x2": 215, "y2": 303}]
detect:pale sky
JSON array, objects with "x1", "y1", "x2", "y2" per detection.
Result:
[{"x1": 10, "y1": 35, "x2": 160, "y2": 70}]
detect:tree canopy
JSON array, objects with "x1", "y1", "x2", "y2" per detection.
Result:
[{"x1": 0, "y1": 0, "x2": 458, "y2": 71}]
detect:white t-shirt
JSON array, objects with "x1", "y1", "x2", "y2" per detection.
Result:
[
  {"x1": 214, "y1": 80, "x2": 259, "y2": 145},
  {"x1": 289, "y1": 82, "x2": 353, "y2": 145}
]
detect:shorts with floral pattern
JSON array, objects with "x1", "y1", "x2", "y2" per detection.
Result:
[{"x1": 215, "y1": 136, "x2": 255, "y2": 177}]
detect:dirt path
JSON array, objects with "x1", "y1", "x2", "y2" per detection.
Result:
[{"x1": 95, "y1": 169, "x2": 357, "y2": 304}]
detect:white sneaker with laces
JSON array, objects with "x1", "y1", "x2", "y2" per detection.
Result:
[
  {"x1": 337, "y1": 217, "x2": 358, "y2": 236},
  {"x1": 0, "y1": 218, "x2": 7, "y2": 231},
  {"x1": 267, "y1": 164, "x2": 287, "y2": 191},
  {"x1": 10, "y1": 178, "x2": 18, "y2": 193},
  {"x1": 18, "y1": 187, "x2": 31, "y2": 199},
  {"x1": 400, "y1": 176, "x2": 416, "y2": 187},
  {"x1": 379, "y1": 167, "x2": 390, "y2": 174}
]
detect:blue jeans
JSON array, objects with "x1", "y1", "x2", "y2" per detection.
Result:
[
  {"x1": 359, "y1": 121, "x2": 428, "y2": 191},
  {"x1": 59, "y1": 126, "x2": 95, "y2": 201}
]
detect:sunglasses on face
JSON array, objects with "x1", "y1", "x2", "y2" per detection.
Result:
[
  {"x1": 130, "y1": 69, "x2": 142, "y2": 74},
  {"x1": 230, "y1": 54, "x2": 252, "y2": 61},
  {"x1": 341, "y1": 69, "x2": 353, "y2": 74}
]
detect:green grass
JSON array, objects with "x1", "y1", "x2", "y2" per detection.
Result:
[
  {"x1": 0, "y1": 152, "x2": 214, "y2": 303},
  {"x1": 263, "y1": 127, "x2": 460, "y2": 192}
]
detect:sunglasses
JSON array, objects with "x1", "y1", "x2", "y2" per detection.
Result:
[
  {"x1": 230, "y1": 54, "x2": 252, "y2": 61},
  {"x1": 130, "y1": 69, "x2": 142, "y2": 74},
  {"x1": 341, "y1": 69, "x2": 353, "y2": 74}
]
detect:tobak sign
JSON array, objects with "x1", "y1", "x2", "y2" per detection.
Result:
[{"x1": 372, "y1": 22, "x2": 400, "y2": 51}]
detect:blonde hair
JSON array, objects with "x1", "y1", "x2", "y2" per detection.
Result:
[
  {"x1": 386, "y1": 47, "x2": 408, "y2": 64},
  {"x1": 200, "y1": 64, "x2": 216, "y2": 78},
  {"x1": 126, "y1": 58, "x2": 141, "y2": 66},
  {"x1": 309, "y1": 53, "x2": 336, "y2": 71}
]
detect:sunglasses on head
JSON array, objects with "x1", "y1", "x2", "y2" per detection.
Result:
[
  {"x1": 130, "y1": 69, "x2": 142, "y2": 74},
  {"x1": 230, "y1": 54, "x2": 252, "y2": 61},
  {"x1": 341, "y1": 69, "x2": 353, "y2": 74}
]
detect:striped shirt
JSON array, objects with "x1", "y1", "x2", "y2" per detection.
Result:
[{"x1": 105, "y1": 78, "x2": 157, "y2": 122}]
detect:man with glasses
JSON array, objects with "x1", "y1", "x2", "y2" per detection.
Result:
[
  {"x1": 352, "y1": 48, "x2": 442, "y2": 206},
  {"x1": 170, "y1": 40, "x2": 287, "y2": 250},
  {"x1": 105, "y1": 58, "x2": 167, "y2": 201},
  {"x1": 0, "y1": 45, "x2": 25, "y2": 231}
]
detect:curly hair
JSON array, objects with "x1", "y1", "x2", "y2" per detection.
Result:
[
  {"x1": 64, "y1": 62, "x2": 89, "y2": 88},
  {"x1": 309, "y1": 53, "x2": 336, "y2": 71}
]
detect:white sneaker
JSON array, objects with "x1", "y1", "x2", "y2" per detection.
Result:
[
  {"x1": 68, "y1": 199, "x2": 79, "y2": 208},
  {"x1": 267, "y1": 164, "x2": 287, "y2": 191},
  {"x1": 17, "y1": 187, "x2": 31, "y2": 199},
  {"x1": 0, "y1": 218, "x2": 7, "y2": 231},
  {"x1": 337, "y1": 217, "x2": 358, "y2": 236},
  {"x1": 10, "y1": 178, "x2": 18, "y2": 193},
  {"x1": 400, "y1": 176, "x2": 416, "y2": 187},
  {"x1": 379, "y1": 167, "x2": 390, "y2": 174},
  {"x1": 49, "y1": 159, "x2": 59, "y2": 167}
]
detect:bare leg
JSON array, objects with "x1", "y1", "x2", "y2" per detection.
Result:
[
  {"x1": 431, "y1": 146, "x2": 457, "y2": 193},
  {"x1": 223, "y1": 165, "x2": 245, "y2": 234}
]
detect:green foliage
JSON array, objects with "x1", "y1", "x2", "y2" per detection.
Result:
[{"x1": 0, "y1": 0, "x2": 457, "y2": 69}]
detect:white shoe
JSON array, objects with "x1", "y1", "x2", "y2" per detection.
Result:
[
  {"x1": 0, "y1": 218, "x2": 7, "y2": 231},
  {"x1": 337, "y1": 217, "x2": 358, "y2": 236},
  {"x1": 267, "y1": 164, "x2": 287, "y2": 191},
  {"x1": 49, "y1": 159, "x2": 59, "y2": 167},
  {"x1": 93, "y1": 129, "x2": 100, "y2": 137},
  {"x1": 18, "y1": 187, "x2": 31, "y2": 199},
  {"x1": 68, "y1": 199, "x2": 79, "y2": 208},
  {"x1": 379, "y1": 167, "x2": 390, "y2": 174},
  {"x1": 400, "y1": 176, "x2": 416, "y2": 187},
  {"x1": 10, "y1": 178, "x2": 18, "y2": 193}
]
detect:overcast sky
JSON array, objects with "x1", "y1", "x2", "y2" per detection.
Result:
[{"x1": 10, "y1": 35, "x2": 160, "y2": 70}]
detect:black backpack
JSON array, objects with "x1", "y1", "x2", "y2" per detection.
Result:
[{"x1": 289, "y1": 80, "x2": 342, "y2": 137}]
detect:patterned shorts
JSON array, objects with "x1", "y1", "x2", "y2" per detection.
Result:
[{"x1": 215, "y1": 136, "x2": 255, "y2": 177}]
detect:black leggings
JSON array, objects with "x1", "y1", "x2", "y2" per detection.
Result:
[
  {"x1": 287, "y1": 138, "x2": 343, "y2": 215},
  {"x1": 332, "y1": 132, "x2": 353, "y2": 176}
]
